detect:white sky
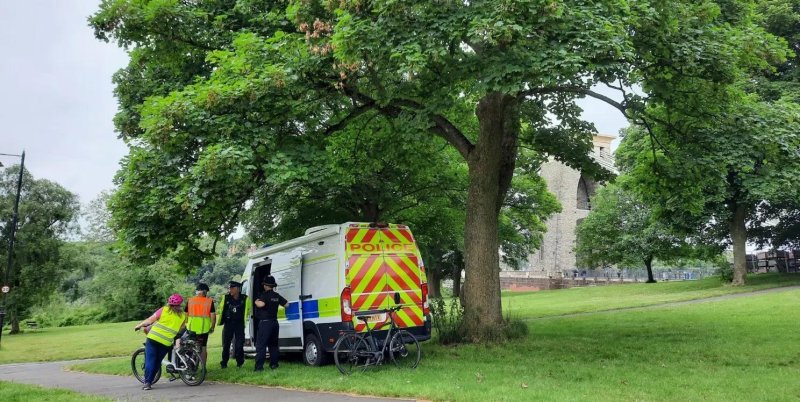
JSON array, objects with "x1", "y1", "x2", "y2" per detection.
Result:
[
  {"x1": 0, "y1": 1, "x2": 128, "y2": 205},
  {"x1": 0, "y1": 2, "x2": 629, "y2": 207}
]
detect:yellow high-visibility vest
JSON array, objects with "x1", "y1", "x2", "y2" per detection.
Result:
[{"x1": 147, "y1": 306, "x2": 186, "y2": 347}]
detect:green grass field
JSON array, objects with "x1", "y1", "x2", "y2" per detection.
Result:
[
  {"x1": 0, "y1": 381, "x2": 112, "y2": 402},
  {"x1": 3, "y1": 274, "x2": 800, "y2": 401},
  {"x1": 502, "y1": 272, "x2": 800, "y2": 318}
]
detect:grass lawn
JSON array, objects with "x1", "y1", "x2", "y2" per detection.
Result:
[
  {"x1": 502, "y1": 272, "x2": 800, "y2": 318},
  {"x1": 0, "y1": 381, "x2": 112, "y2": 402},
  {"x1": 64, "y1": 273, "x2": 800, "y2": 401},
  {"x1": 0, "y1": 321, "x2": 184, "y2": 365},
  {"x1": 3, "y1": 274, "x2": 795, "y2": 364}
]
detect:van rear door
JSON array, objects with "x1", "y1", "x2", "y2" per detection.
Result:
[{"x1": 345, "y1": 224, "x2": 426, "y2": 332}]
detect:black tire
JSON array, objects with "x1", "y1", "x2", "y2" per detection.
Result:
[
  {"x1": 333, "y1": 333, "x2": 370, "y2": 375},
  {"x1": 179, "y1": 349, "x2": 206, "y2": 386},
  {"x1": 302, "y1": 333, "x2": 328, "y2": 366},
  {"x1": 131, "y1": 347, "x2": 161, "y2": 384},
  {"x1": 389, "y1": 330, "x2": 421, "y2": 369}
]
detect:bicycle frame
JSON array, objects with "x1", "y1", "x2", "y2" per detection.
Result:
[
  {"x1": 354, "y1": 306, "x2": 402, "y2": 365},
  {"x1": 161, "y1": 340, "x2": 199, "y2": 377}
]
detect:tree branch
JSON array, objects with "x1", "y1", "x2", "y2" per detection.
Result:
[
  {"x1": 341, "y1": 87, "x2": 474, "y2": 159},
  {"x1": 324, "y1": 101, "x2": 376, "y2": 135}
]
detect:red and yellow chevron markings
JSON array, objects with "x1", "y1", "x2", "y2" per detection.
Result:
[{"x1": 345, "y1": 224, "x2": 426, "y2": 332}]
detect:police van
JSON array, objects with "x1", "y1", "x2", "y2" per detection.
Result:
[{"x1": 239, "y1": 222, "x2": 431, "y2": 366}]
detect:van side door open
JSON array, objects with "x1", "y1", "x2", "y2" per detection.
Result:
[{"x1": 270, "y1": 250, "x2": 304, "y2": 350}]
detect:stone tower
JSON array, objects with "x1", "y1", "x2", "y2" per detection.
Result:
[{"x1": 527, "y1": 134, "x2": 616, "y2": 277}]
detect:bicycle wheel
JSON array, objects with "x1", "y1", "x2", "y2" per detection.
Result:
[
  {"x1": 179, "y1": 349, "x2": 207, "y2": 386},
  {"x1": 333, "y1": 333, "x2": 370, "y2": 375},
  {"x1": 131, "y1": 347, "x2": 161, "y2": 384},
  {"x1": 389, "y1": 330, "x2": 421, "y2": 369}
]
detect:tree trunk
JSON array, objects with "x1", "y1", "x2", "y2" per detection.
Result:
[
  {"x1": 452, "y1": 267, "x2": 462, "y2": 297},
  {"x1": 361, "y1": 201, "x2": 381, "y2": 222},
  {"x1": 729, "y1": 203, "x2": 748, "y2": 285},
  {"x1": 645, "y1": 255, "x2": 656, "y2": 283},
  {"x1": 427, "y1": 268, "x2": 442, "y2": 299},
  {"x1": 462, "y1": 92, "x2": 519, "y2": 341},
  {"x1": 9, "y1": 310, "x2": 20, "y2": 334}
]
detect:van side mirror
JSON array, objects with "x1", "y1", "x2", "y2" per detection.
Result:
[{"x1": 394, "y1": 292, "x2": 401, "y2": 305}]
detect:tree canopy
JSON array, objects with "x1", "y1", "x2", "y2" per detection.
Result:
[
  {"x1": 575, "y1": 181, "x2": 710, "y2": 283},
  {"x1": 92, "y1": 0, "x2": 782, "y2": 339},
  {"x1": 617, "y1": 94, "x2": 800, "y2": 285},
  {"x1": 0, "y1": 166, "x2": 79, "y2": 333}
]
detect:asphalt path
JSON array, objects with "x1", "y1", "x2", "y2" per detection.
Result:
[{"x1": 0, "y1": 360, "x2": 413, "y2": 402}]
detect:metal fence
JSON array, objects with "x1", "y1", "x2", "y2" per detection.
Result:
[{"x1": 562, "y1": 267, "x2": 717, "y2": 282}]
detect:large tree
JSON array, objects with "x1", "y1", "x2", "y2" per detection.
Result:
[
  {"x1": 616, "y1": 97, "x2": 800, "y2": 285},
  {"x1": 575, "y1": 182, "x2": 708, "y2": 283},
  {"x1": 0, "y1": 166, "x2": 79, "y2": 333},
  {"x1": 92, "y1": 0, "x2": 778, "y2": 339}
]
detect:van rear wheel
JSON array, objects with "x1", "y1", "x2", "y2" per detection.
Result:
[{"x1": 303, "y1": 333, "x2": 328, "y2": 366}]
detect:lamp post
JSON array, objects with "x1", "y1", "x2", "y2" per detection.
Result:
[{"x1": 0, "y1": 150, "x2": 25, "y2": 348}]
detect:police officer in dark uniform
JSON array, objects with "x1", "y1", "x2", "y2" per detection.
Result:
[
  {"x1": 253, "y1": 275, "x2": 287, "y2": 371},
  {"x1": 218, "y1": 281, "x2": 250, "y2": 368}
]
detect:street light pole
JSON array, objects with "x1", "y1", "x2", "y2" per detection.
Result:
[{"x1": 0, "y1": 150, "x2": 24, "y2": 348}]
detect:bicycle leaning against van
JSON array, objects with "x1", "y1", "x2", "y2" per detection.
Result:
[
  {"x1": 131, "y1": 329, "x2": 206, "y2": 386},
  {"x1": 333, "y1": 293, "x2": 422, "y2": 375}
]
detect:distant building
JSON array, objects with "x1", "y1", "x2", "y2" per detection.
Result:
[{"x1": 526, "y1": 134, "x2": 616, "y2": 277}]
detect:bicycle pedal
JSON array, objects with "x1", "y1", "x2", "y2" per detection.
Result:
[{"x1": 169, "y1": 375, "x2": 178, "y2": 382}]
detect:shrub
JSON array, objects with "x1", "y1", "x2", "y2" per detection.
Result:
[
  {"x1": 717, "y1": 263, "x2": 734, "y2": 283},
  {"x1": 430, "y1": 297, "x2": 466, "y2": 344},
  {"x1": 501, "y1": 316, "x2": 530, "y2": 340},
  {"x1": 29, "y1": 296, "x2": 108, "y2": 328}
]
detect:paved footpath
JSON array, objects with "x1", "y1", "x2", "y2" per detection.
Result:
[{"x1": 0, "y1": 360, "x2": 413, "y2": 402}]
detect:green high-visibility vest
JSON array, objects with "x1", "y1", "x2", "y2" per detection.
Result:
[{"x1": 147, "y1": 306, "x2": 186, "y2": 347}]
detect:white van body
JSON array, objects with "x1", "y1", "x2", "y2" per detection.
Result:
[{"x1": 239, "y1": 222, "x2": 431, "y2": 365}]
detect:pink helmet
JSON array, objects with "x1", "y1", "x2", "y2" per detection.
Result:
[{"x1": 168, "y1": 293, "x2": 183, "y2": 306}]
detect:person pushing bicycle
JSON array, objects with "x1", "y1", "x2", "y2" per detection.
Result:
[{"x1": 134, "y1": 293, "x2": 187, "y2": 390}]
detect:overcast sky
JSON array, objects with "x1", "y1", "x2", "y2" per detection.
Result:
[
  {"x1": 0, "y1": 2, "x2": 629, "y2": 207},
  {"x1": 0, "y1": 1, "x2": 128, "y2": 205}
]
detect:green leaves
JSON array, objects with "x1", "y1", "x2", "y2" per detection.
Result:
[
  {"x1": 576, "y1": 182, "x2": 697, "y2": 271},
  {"x1": 0, "y1": 166, "x2": 80, "y2": 328}
]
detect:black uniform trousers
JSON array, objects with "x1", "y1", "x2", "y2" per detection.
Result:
[
  {"x1": 220, "y1": 322, "x2": 245, "y2": 367},
  {"x1": 254, "y1": 319, "x2": 279, "y2": 370}
]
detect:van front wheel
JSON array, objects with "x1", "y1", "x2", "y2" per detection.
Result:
[{"x1": 303, "y1": 333, "x2": 328, "y2": 366}]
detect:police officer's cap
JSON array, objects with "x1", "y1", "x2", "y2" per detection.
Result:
[
  {"x1": 228, "y1": 281, "x2": 242, "y2": 288},
  {"x1": 261, "y1": 275, "x2": 278, "y2": 287}
]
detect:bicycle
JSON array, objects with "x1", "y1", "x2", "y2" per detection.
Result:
[
  {"x1": 333, "y1": 302, "x2": 421, "y2": 375},
  {"x1": 131, "y1": 330, "x2": 207, "y2": 386}
]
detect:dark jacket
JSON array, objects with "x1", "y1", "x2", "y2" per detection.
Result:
[{"x1": 217, "y1": 293, "x2": 250, "y2": 326}]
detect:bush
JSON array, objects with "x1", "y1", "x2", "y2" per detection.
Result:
[
  {"x1": 28, "y1": 296, "x2": 108, "y2": 328},
  {"x1": 717, "y1": 263, "x2": 734, "y2": 283},
  {"x1": 431, "y1": 297, "x2": 530, "y2": 344},
  {"x1": 430, "y1": 297, "x2": 466, "y2": 344},
  {"x1": 501, "y1": 316, "x2": 529, "y2": 341}
]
